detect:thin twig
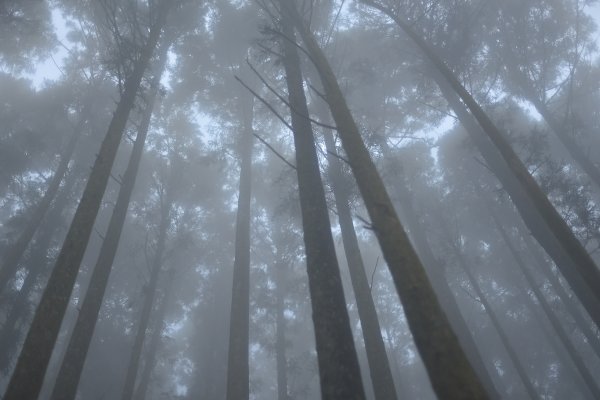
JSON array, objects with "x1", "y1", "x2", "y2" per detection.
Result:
[
  {"x1": 370, "y1": 255, "x2": 380, "y2": 292},
  {"x1": 253, "y1": 133, "x2": 296, "y2": 170}
]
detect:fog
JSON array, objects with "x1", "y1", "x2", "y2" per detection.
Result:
[{"x1": 1, "y1": 0, "x2": 600, "y2": 399}]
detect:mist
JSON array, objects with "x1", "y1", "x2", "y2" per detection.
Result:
[{"x1": 1, "y1": 0, "x2": 600, "y2": 399}]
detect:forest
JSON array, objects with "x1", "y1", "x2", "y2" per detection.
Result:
[{"x1": 1, "y1": 0, "x2": 600, "y2": 399}]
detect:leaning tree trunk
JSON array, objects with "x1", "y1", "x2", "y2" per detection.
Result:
[
  {"x1": 363, "y1": 0, "x2": 600, "y2": 320},
  {"x1": 321, "y1": 122, "x2": 398, "y2": 400},
  {"x1": 48, "y1": 44, "x2": 168, "y2": 400},
  {"x1": 434, "y1": 72, "x2": 600, "y2": 328},
  {"x1": 2, "y1": 7, "x2": 168, "y2": 399},
  {"x1": 285, "y1": 2, "x2": 488, "y2": 398},
  {"x1": 0, "y1": 118, "x2": 83, "y2": 294},
  {"x1": 278, "y1": 5, "x2": 366, "y2": 399},
  {"x1": 225, "y1": 90, "x2": 254, "y2": 400}
]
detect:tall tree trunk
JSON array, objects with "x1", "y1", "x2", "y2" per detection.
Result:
[
  {"x1": 274, "y1": 262, "x2": 289, "y2": 400},
  {"x1": 2, "y1": 7, "x2": 168, "y2": 399},
  {"x1": 363, "y1": 1, "x2": 600, "y2": 320},
  {"x1": 452, "y1": 249, "x2": 541, "y2": 400},
  {"x1": 285, "y1": 2, "x2": 488, "y2": 398},
  {"x1": 278, "y1": 5, "x2": 366, "y2": 399},
  {"x1": 434, "y1": 72, "x2": 600, "y2": 327},
  {"x1": 132, "y1": 270, "x2": 176, "y2": 400},
  {"x1": 48, "y1": 44, "x2": 168, "y2": 400},
  {"x1": 0, "y1": 169, "x2": 78, "y2": 372},
  {"x1": 486, "y1": 200, "x2": 600, "y2": 399},
  {"x1": 0, "y1": 120, "x2": 83, "y2": 294},
  {"x1": 120, "y1": 196, "x2": 171, "y2": 400},
  {"x1": 321, "y1": 123, "x2": 398, "y2": 400},
  {"x1": 388, "y1": 166, "x2": 502, "y2": 399},
  {"x1": 225, "y1": 90, "x2": 254, "y2": 400}
]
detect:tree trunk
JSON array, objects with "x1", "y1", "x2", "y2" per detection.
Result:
[
  {"x1": 486, "y1": 200, "x2": 600, "y2": 399},
  {"x1": 285, "y1": 2, "x2": 488, "y2": 398},
  {"x1": 0, "y1": 119, "x2": 82, "y2": 294},
  {"x1": 2, "y1": 7, "x2": 168, "y2": 399},
  {"x1": 363, "y1": 1, "x2": 600, "y2": 321},
  {"x1": 132, "y1": 270, "x2": 176, "y2": 400},
  {"x1": 321, "y1": 123, "x2": 398, "y2": 400},
  {"x1": 279, "y1": 5, "x2": 366, "y2": 399},
  {"x1": 452, "y1": 249, "x2": 541, "y2": 400},
  {"x1": 48, "y1": 43, "x2": 168, "y2": 400},
  {"x1": 435, "y1": 72, "x2": 600, "y2": 328},
  {"x1": 225, "y1": 89, "x2": 254, "y2": 400}
]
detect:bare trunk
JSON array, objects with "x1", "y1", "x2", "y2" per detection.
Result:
[
  {"x1": 225, "y1": 90, "x2": 254, "y2": 400},
  {"x1": 279, "y1": 5, "x2": 366, "y2": 399},
  {"x1": 2, "y1": 8, "x2": 167, "y2": 399},
  {"x1": 322, "y1": 124, "x2": 398, "y2": 400},
  {"x1": 274, "y1": 263, "x2": 289, "y2": 400},
  {"x1": 285, "y1": 2, "x2": 488, "y2": 398}
]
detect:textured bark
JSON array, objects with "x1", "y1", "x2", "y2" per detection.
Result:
[
  {"x1": 0, "y1": 121, "x2": 82, "y2": 294},
  {"x1": 388, "y1": 168, "x2": 502, "y2": 399},
  {"x1": 2, "y1": 8, "x2": 167, "y2": 399},
  {"x1": 487, "y1": 201, "x2": 600, "y2": 399},
  {"x1": 274, "y1": 263, "x2": 289, "y2": 400},
  {"x1": 453, "y1": 250, "x2": 541, "y2": 400},
  {"x1": 364, "y1": 1, "x2": 600, "y2": 321},
  {"x1": 48, "y1": 45, "x2": 168, "y2": 400},
  {"x1": 225, "y1": 90, "x2": 254, "y2": 400},
  {"x1": 279, "y1": 5, "x2": 366, "y2": 399},
  {"x1": 322, "y1": 124, "x2": 398, "y2": 400},
  {"x1": 132, "y1": 270, "x2": 176, "y2": 400},
  {"x1": 121, "y1": 198, "x2": 171, "y2": 400},
  {"x1": 286, "y1": 2, "x2": 488, "y2": 398},
  {"x1": 436, "y1": 74, "x2": 600, "y2": 328}
]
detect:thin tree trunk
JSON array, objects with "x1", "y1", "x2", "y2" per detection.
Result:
[
  {"x1": 132, "y1": 270, "x2": 176, "y2": 400},
  {"x1": 0, "y1": 121, "x2": 82, "y2": 294},
  {"x1": 278, "y1": 5, "x2": 366, "y2": 399},
  {"x1": 321, "y1": 124, "x2": 398, "y2": 400},
  {"x1": 2, "y1": 7, "x2": 168, "y2": 399},
  {"x1": 121, "y1": 198, "x2": 171, "y2": 400},
  {"x1": 225, "y1": 90, "x2": 254, "y2": 400},
  {"x1": 274, "y1": 262, "x2": 289, "y2": 400},
  {"x1": 486, "y1": 200, "x2": 600, "y2": 399},
  {"x1": 452, "y1": 249, "x2": 541, "y2": 400},
  {"x1": 285, "y1": 3, "x2": 488, "y2": 398},
  {"x1": 48, "y1": 43, "x2": 168, "y2": 400},
  {"x1": 434, "y1": 73, "x2": 600, "y2": 328},
  {"x1": 363, "y1": 0, "x2": 600, "y2": 320}
]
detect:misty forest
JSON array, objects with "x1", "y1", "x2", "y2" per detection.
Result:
[{"x1": 2, "y1": 0, "x2": 600, "y2": 399}]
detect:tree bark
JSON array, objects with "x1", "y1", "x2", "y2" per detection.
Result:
[
  {"x1": 274, "y1": 262, "x2": 289, "y2": 400},
  {"x1": 48, "y1": 43, "x2": 168, "y2": 400},
  {"x1": 279, "y1": 5, "x2": 366, "y2": 399},
  {"x1": 285, "y1": 2, "x2": 488, "y2": 398},
  {"x1": 225, "y1": 89, "x2": 254, "y2": 400},
  {"x1": 363, "y1": 0, "x2": 600, "y2": 321},
  {"x1": 321, "y1": 123, "x2": 398, "y2": 400},
  {"x1": 2, "y1": 6, "x2": 168, "y2": 399}
]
